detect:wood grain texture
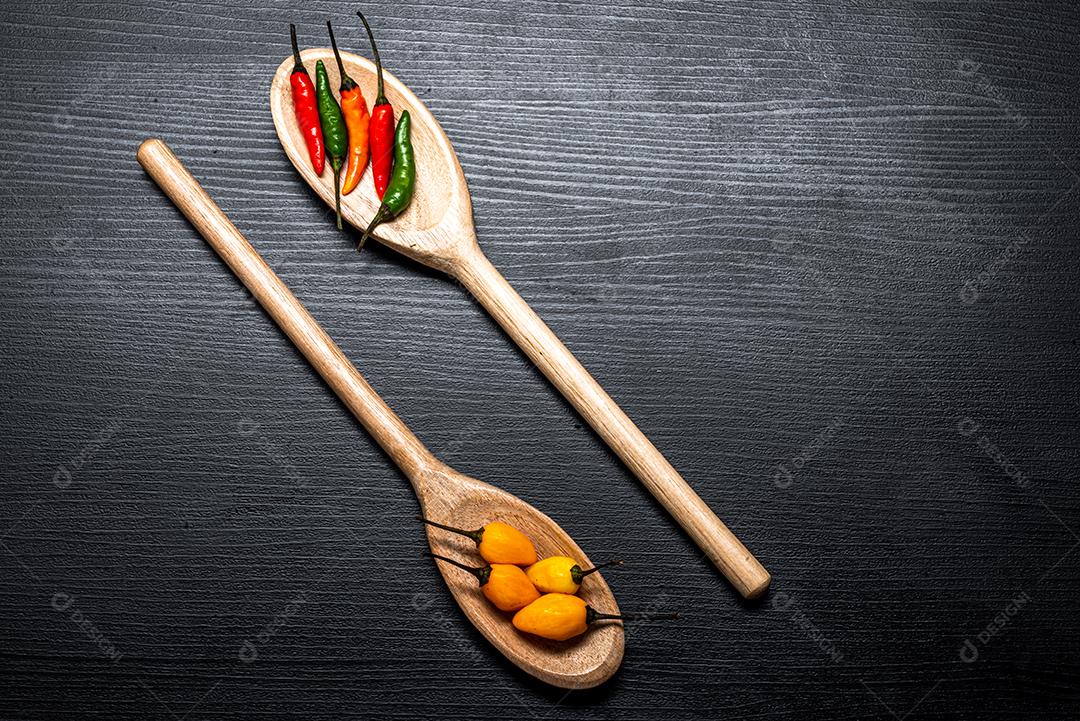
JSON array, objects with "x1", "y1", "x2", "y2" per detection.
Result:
[
  {"x1": 1, "y1": 0, "x2": 1079, "y2": 719},
  {"x1": 270, "y1": 48, "x2": 769, "y2": 598}
]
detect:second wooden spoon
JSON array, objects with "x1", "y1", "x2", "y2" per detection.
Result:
[{"x1": 270, "y1": 48, "x2": 770, "y2": 598}]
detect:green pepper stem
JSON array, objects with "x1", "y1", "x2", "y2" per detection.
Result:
[
  {"x1": 428, "y1": 552, "x2": 490, "y2": 585},
  {"x1": 358, "y1": 205, "x2": 390, "y2": 251},
  {"x1": 585, "y1": 607, "x2": 680, "y2": 624},
  {"x1": 572, "y1": 559, "x2": 624, "y2": 584},
  {"x1": 326, "y1": 20, "x2": 357, "y2": 91},
  {"x1": 289, "y1": 24, "x2": 306, "y2": 74},
  {"x1": 415, "y1": 515, "x2": 483, "y2": 544},
  {"x1": 331, "y1": 158, "x2": 343, "y2": 230},
  {"x1": 357, "y1": 10, "x2": 388, "y2": 106}
]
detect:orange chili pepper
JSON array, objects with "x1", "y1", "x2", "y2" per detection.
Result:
[
  {"x1": 430, "y1": 554, "x2": 540, "y2": 612},
  {"x1": 327, "y1": 20, "x2": 369, "y2": 196},
  {"x1": 417, "y1": 516, "x2": 538, "y2": 566}
]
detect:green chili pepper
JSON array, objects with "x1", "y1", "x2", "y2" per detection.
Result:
[
  {"x1": 314, "y1": 59, "x2": 348, "y2": 230},
  {"x1": 359, "y1": 110, "x2": 415, "y2": 251}
]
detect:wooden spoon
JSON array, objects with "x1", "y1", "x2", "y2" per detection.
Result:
[
  {"x1": 137, "y1": 138, "x2": 623, "y2": 689},
  {"x1": 270, "y1": 49, "x2": 771, "y2": 599}
]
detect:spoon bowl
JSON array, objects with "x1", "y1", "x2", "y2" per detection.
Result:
[
  {"x1": 137, "y1": 138, "x2": 622, "y2": 688},
  {"x1": 420, "y1": 464, "x2": 624, "y2": 688},
  {"x1": 271, "y1": 49, "x2": 474, "y2": 272}
]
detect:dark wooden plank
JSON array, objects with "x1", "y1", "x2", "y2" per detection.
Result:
[{"x1": 1, "y1": 1, "x2": 1078, "y2": 718}]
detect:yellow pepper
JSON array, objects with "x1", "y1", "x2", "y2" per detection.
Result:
[
  {"x1": 525, "y1": 556, "x2": 623, "y2": 594},
  {"x1": 513, "y1": 593, "x2": 680, "y2": 641},
  {"x1": 513, "y1": 593, "x2": 592, "y2": 641}
]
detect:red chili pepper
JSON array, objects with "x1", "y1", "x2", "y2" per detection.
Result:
[
  {"x1": 358, "y1": 11, "x2": 393, "y2": 199},
  {"x1": 289, "y1": 24, "x2": 325, "y2": 175}
]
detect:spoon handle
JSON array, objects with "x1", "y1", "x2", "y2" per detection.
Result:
[
  {"x1": 454, "y1": 245, "x2": 770, "y2": 599},
  {"x1": 136, "y1": 138, "x2": 440, "y2": 484}
]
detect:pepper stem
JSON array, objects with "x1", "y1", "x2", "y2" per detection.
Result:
[
  {"x1": 415, "y1": 515, "x2": 483, "y2": 544},
  {"x1": 357, "y1": 10, "x2": 387, "y2": 105},
  {"x1": 289, "y1": 24, "x2": 306, "y2": 74},
  {"x1": 326, "y1": 20, "x2": 357, "y2": 91},
  {"x1": 428, "y1": 552, "x2": 490, "y2": 585},
  {"x1": 571, "y1": 559, "x2": 624, "y2": 584},
  {"x1": 585, "y1": 607, "x2": 680, "y2": 624},
  {"x1": 331, "y1": 158, "x2": 343, "y2": 230},
  {"x1": 358, "y1": 205, "x2": 390, "y2": 251}
]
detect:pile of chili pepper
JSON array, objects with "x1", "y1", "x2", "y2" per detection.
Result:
[
  {"x1": 418, "y1": 516, "x2": 678, "y2": 641},
  {"x1": 288, "y1": 12, "x2": 415, "y2": 246}
]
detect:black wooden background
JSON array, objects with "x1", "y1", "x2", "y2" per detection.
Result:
[{"x1": 2, "y1": 1, "x2": 1078, "y2": 718}]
